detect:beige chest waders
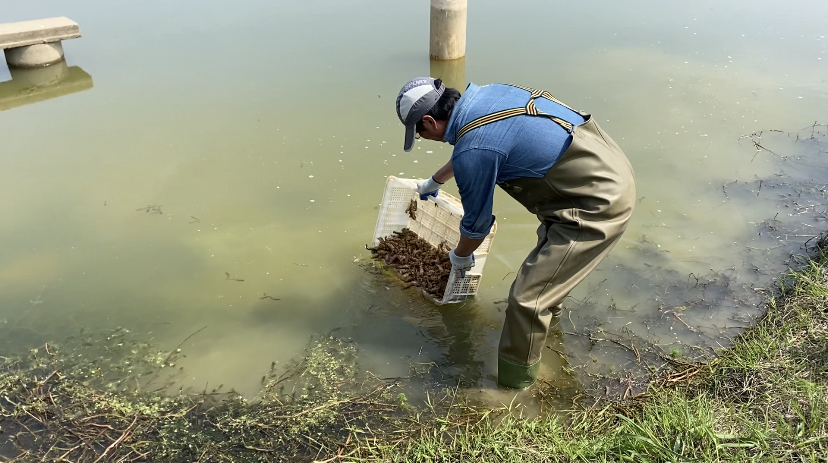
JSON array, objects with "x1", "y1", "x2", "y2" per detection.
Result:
[{"x1": 456, "y1": 84, "x2": 636, "y2": 389}]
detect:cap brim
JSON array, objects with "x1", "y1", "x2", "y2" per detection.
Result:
[{"x1": 403, "y1": 124, "x2": 416, "y2": 152}]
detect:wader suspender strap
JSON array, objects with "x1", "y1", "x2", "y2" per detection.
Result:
[{"x1": 455, "y1": 84, "x2": 581, "y2": 143}]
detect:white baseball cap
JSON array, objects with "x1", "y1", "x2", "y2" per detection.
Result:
[{"x1": 395, "y1": 77, "x2": 445, "y2": 152}]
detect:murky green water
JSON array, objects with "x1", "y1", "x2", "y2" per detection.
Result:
[{"x1": 2, "y1": 0, "x2": 827, "y2": 402}]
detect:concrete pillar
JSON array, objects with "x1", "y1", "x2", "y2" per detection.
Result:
[
  {"x1": 4, "y1": 42, "x2": 65, "y2": 68},
  {"x1": 9, "y1": 59, "x2": 69, "y2": 87},
  {"x1": 430, "y1": 57, "x2": 466, "y2": 91},
  {"x1": 430, "y1": 0, "x2": 467, "y2": 60}
]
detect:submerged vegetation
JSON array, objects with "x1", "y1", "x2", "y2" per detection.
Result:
[
  {"x1": 0, "y1": 332, "x2": 410, "y2": 462},
  {"x1": 3, "y1": 243, "x2": 828, "y2": 461}
]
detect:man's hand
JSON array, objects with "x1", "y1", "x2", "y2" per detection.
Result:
[
  {"x1": 449, "y1": 248, "x2": 475, "y2": 278},
  {"x1": 416, "y1": 177, "x2": 443, "y2": 200}
]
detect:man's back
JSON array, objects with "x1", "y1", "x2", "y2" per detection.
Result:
[
  {"x1": 445, "y1": 83, "x2": 586, "y2": 184},
  {"x1": 444, "y1": 83, "x2": 588, "y2": 239}
]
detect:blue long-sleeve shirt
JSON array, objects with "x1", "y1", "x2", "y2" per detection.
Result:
[{"x1": 443, "y1": 83, "x2": 586, "y2": 239}]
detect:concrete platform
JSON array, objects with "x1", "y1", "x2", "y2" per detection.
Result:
[
  {"x1": 0, "y1": 17, "x2": 80, "y2": 49},
  {"x1": 0, "y1": 17, "x2": 81, "y2": 68}
]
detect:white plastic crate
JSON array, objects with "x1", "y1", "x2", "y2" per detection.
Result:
[{"x1": 372, "y1": 176, "x2": 496, "y2": 304}]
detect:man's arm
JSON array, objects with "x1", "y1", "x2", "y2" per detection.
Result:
[
  {"x1": 437, "y1": 157, "x2": 483, "y2": 257},
  {"x1": 451, "y1": 148, "x2": 499, "y2": 257},
  {"x1": 432, "y1": 160, "x2": 454, "y2": 184},
  {"x1": 454, "y1": 235, "x2": 485, "y2": 257}
]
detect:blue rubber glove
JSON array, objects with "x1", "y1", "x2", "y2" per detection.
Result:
[
  {"x1": 449, "y1": 249, "x2": 475, "y2": 278},
  {"x1": 416, "y1": 177, "x2": 443, "y2": 201}
]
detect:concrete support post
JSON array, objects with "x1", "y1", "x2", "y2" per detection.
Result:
[
  {"x1": 5, "y1": 42, "x2": 65, "y2": 68},
  {"x1": 430, "y1": 0, "x2": 467, "y2": 60},
  {"x1": 9, "y1": 59, "x2": 69, "y2": 86}
]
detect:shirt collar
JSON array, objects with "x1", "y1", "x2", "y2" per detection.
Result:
[{"x1": 443, "y1": 82, "x2": 481, "y2": 145}]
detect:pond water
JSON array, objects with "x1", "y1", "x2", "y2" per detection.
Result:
[{"x1": 1, "y1": 0, "x2": 827, "y2": 405}]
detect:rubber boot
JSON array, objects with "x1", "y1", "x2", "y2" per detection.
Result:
[
  {"x1": 497, "y1": 304, "x2": 563, "y2": 389},
  {"x1": 497, "y1": 357, "x2": 540, "y2": 389}
]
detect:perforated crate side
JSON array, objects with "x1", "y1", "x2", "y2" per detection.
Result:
[
  {"x1": 440, "y1": 273, "x2": 481, "y2": 303},
  {"x1": 410, "y1": 200, "x2": 462, "y2": 249},
  {"x1": 478, "y1": 222, "x2": 497, "y2": 254},
  {"x1": 373, "y1": 178, "x2": 420, "y2": 245},
  {"x1": 451, "y1": 274, "x2": 480, "y2": 295}
]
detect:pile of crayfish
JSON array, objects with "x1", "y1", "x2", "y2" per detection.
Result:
[{"x1": 367, "y1": 228, "x2": 452, "y2": 299}]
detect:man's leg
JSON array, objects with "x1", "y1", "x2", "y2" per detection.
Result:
[{"x1": 497, "y1": 220, "x2": 624, "y2": 389}]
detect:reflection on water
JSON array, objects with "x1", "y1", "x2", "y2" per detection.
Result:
[
  {"x1": 0, "y1": 0, "x2": 826, "y2": 407},
  {"x1": 430, "y1": 57, "x2": 466, "y2": 92},
  {"x1": 0, "y1": 60, "x2": 93, "y2": 111}
]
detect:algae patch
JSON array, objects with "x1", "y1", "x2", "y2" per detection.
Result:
[{"x1": 0, "y1": 329, "x2": 407, "y2": 462}]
